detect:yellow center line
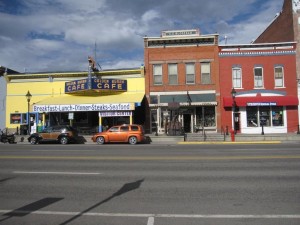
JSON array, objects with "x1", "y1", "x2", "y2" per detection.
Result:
[{"x1": 0, "y1": 155, "x2": 300, "y2": 161}]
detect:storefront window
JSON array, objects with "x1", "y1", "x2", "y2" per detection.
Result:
[
  {"x1": 246, "y1": 106, "x2": 284, "y2": 127},
  {"x1": 246, "y1": 107, "x2": 258, "y2": 127},
  {"x1": 272, "y1": 107, "x2": 283, "y2": 126},
  {"x1": 10, "y1": 113, "x2": 22, "y2": 124},
  {"x1": 195, "y1": 106, "x2": 215, "y2": 127},
  {"x1": 259, "y1": 107, "x2": 270, "y2": 126}
]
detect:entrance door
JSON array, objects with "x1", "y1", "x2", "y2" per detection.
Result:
[{"x1": 183, "y1": 114, "x2": 191, "y2": 133}]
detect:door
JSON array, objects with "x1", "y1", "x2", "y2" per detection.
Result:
[{"x1": 183, "y1": 114, "x2": 191, "y2": 133}]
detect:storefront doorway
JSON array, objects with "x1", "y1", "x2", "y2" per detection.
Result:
[{"x1": 183, "y1": 114, "x2": 191, "y2": 133}]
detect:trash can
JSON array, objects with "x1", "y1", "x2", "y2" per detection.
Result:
[{"x1": 20, "y1": 125, "x2": 28, "y2": 135}]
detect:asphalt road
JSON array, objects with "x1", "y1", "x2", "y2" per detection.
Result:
[{"x1": 0, "y1": 142, "x2": 300, "y2": 225}]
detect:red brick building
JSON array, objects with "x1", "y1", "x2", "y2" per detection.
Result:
[
  {"x1": 143, "y1": 29, "x2": 220, "y2": 134},
  {"x1": 219, "y1": 42, "x2": 299, "y2": 134}
]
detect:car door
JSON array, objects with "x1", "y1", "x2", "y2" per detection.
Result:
[
  {"x1": 119, "y1": 126, "x2": 129, "y2": 142},
  {"x1": 107, "y1": 126, "x2": 120, "y2": 142},
  {"x1": 40, "y1": 127, "x2": 52, "y2": 140},
  {"x1": 50, "y1": 126, "x2": 61, "y2": 141}
]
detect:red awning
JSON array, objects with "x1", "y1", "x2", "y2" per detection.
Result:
[{"x1": 223, "y1": 96, "x2": 299, "y2": 107}]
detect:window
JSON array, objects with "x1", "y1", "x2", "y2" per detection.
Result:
[
  {"x1": 201, "y1": 62, "x2": 211, "y2": 84},
  {"x1": 274, "y1": 66, "x2": 284, "y2": 87},
  {"x1": 246, "y1": 106, "x2": 284, "y2": 127},
  {"x1": 10, "y1": 113, "x2": 22, "y2": 124},
  {"x1": 272, "y1": 107, "x2": 283, "y2": 126},
  {"x1": 232, "y1": 67, "x2": 242, "y2": 88},
  {"x1": 153, "y1": 64, "x2": 162, "y2": 85},
  {"x1": 185, "y1": 63, "x2": 195, "y2": 84},
  {"x1": 259, "y1": 107, "x2": 271, "y2": 126},
  {"x1": 246, "y1": 107, "x2": 258, "y2": 127},
  {"x1": 120, "y1": 126, "x2": 129, "y2": 132},
  {"x1": 168, "y1": 63, "x2": 178, "y2": 85},
  {"x1": 254, "y1": 67, "x2": 263, "y2": 88}
]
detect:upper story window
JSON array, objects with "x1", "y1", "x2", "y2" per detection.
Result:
[
  {"x1": 254, "y1": 67, "x2": 264, "y2": 88},
  {"x1": 153, "y1": 64, "x2": 162, "y2": 85},
  {"x1": 274, "y1": 66, "x2": 284, "y2": 87},
  {"x1": 168, "y1": 63, "x2": 178, "y2": 85},
  {"x1": 185, "y1": 63, "x2": 195, "y2": 84},
  {"x1": 201, "y1": 62, "x2": 211, "y2": 84},
  {"x1": 232, "y1": 67, "x2": 242, "y2": 88}
]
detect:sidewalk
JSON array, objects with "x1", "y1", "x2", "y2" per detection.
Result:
[{"x1": 9, "y1": 133, "x2": 300, "y2": 145}]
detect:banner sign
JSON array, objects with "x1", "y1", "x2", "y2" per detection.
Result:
[
  {"x1": 33, "y1": 103, "x2": 134, "y2": 112},
  {"x1": 247, "y1": 102, "x2": 277, "y2": 106},
  {"x1": 65, "y1": 78, "x2": 127, "y2": 93},
  {"x1": 99, "y1": 111, "x2": 132, "y2": 117}
]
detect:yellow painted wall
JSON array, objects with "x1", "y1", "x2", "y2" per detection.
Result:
[{"x1": 5, "y1": 74, "x2": 145, "y2": 129}]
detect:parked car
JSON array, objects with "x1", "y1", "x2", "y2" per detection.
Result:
[
  {"x1": 28, "y1": 125, "x2": 78, "y2": 144},
  {"x1": 91, "y1": 124, "x2": 145, "y2": 145}
]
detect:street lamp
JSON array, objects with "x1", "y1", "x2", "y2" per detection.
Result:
[
  {"x1": 231, "y1": 88, "x2": 236, "y2": 134},
  {"x1": 25, "y1": 90, "x2": 32, "y2": 135}
]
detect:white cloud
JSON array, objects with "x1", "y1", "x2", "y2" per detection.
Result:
[{"x1": 0, "y1": 0, "x2": 284, "y2": 72}]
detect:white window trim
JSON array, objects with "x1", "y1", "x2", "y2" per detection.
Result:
[
  {"x1": 274, "y1": 66, "x2": 285, "y2": 88},
  {"x1": 254, "y1": 67, "x2": 264, "y2": 89},
  {"x1": 232, "y1": 67, "x2": 242, "y2": 89}
]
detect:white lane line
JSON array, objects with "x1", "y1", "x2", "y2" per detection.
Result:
[
  {"x1": 0, "y1": 210, "x2": 299, "y2": 219},
  {"x1": 147, "y1": 216, "x2": 155, "y2": 225},
  {"x1": 13, "y1": 171, "x2": 102, "y2": 175}
]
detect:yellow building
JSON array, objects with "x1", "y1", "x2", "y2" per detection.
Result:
[{"x1": 4, "y1": 67, "x2": 145, "y2": 134}]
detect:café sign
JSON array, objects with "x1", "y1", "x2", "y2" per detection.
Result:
[{"x1": 65, "y1": 78, "x2": 127, "y2": 93}]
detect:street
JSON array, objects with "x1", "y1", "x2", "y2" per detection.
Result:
[{"x1": 0, "y1": 143, "x2": 300, "y2": 225}]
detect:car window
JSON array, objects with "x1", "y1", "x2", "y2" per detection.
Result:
[
  {"x1": 120, "y1": 126, "x2": 129, "y2": 132},
  {"x1": 109, "y1": 127, "x2": 119, "y2": 132},
  {"x1": 131, "y1": 126, "x2": 139, "y2": 131},
  {"x1": 44, "y1": 127, "x2": 53, "y2": 132}
]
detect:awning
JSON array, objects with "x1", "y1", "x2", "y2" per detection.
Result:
[
  {"x1": 32, "y1": 92, "x2": 145, "y2": 112},
  {"x1": 223, "y1": 96, "x2": 299, "y2": 107}
]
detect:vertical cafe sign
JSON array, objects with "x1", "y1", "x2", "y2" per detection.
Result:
[{"x1": 65, "y1": 78, "x2": 127, "y2": 93}]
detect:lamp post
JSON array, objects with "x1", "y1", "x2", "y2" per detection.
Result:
[
  {"x1": 25, "y1": 91, "x2": 32, "y2": 135},
  {"x1": 231, "y1": 88, "x2": 236, "y2": 134}
]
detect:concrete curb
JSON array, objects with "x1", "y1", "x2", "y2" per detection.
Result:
[{"x1": 177, "y1": 141, "x2": 282, "y2": 145}]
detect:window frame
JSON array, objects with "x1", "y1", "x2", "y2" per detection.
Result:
[
  {"x1": 274, "y1": 66, "x2": 284, "y2": 88},
  {"x1": 168, "y1": 63, "x2": 178, "y2": 85},
  {"x1": 254, "y1": 67, "x2": 264, "y2": 88},
  {"x1": 232, "y1": 67, "x2": 242, "y2": 88},
  {"x1": 185, "y1": 63, "x2": 195, "y2": 84},
  {"x1": 153, "y1": 64, "x2": 163, "y2": 85},
  {"x1": 201, "y1": 62, "x2": 211, "y2": 84}
]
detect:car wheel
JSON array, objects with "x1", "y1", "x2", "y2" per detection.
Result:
[
  {"x1": 128, "y1": 136, "x2": 137, "y2": 145},
  {"x1": 30, "y1": 137, "x2": 38, "y2": 145},
  {"x1": 60, "y1": 137, "x2": 68, "y2": 145},
  {"x1": 96, "y1": 136, "x2": 105, "y2": 144}
]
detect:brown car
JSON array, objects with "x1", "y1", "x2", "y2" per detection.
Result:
[
  {"x1": 91, "y1": 124, "x2": 145, "y2": 145},
  {"x1": 28, "y1": 125, "x2": 78, "y2": 144}
]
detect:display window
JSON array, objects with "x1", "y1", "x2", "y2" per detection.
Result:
[
  {"x1": 10, "y1": 113, "x2": 29, "y2": 124},
  {"x1": 246, "y1": 106, "x2": 284, "y2": 127}
]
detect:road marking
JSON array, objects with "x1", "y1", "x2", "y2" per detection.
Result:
[
  {"x1": 1, "y1": 155, "x2": 300, "y2": 161},
  {"x1": 0, "y1": 210, "x2": 300, "y2": 219},
  {"x1": 13, "y1": 171, "x2": 102, "y2": 175},
  {"x1": 147, "y1": 216, "x2": 155, "y2": 225}
]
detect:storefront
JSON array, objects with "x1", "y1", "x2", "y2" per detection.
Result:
[
  {"x1": 149, "y1": 91, "x2": 217, "y2": 134},
  {"x1": 4, "y1": 67, "x2": 145, "y2": 134},
  {"x1": 223, "y1": 93, "x2": 299, "y2": 134}
]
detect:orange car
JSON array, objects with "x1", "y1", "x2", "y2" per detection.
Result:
[{"x1": 91, "y1": 124, "x2": 145, "y2": 145}]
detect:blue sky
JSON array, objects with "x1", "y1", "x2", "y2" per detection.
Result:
[{"x1": 0, "y1": 0, "x2": 283, "y2": 73}]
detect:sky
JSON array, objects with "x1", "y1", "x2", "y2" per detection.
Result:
[{"x1": 0, "y1": 0, "x2": 284, "y2": 73}]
